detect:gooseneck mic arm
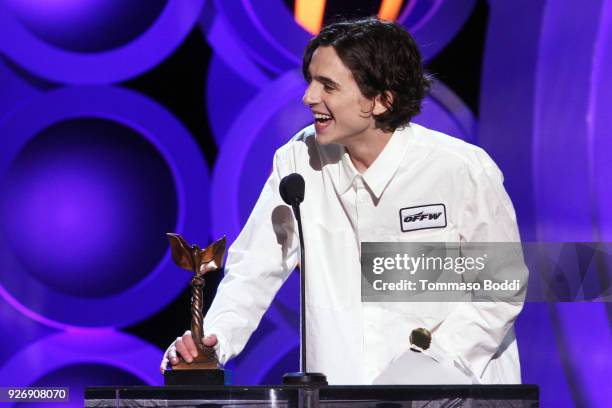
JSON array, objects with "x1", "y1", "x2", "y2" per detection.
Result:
[
  {"x1": 279, "y1": 173, "x2": 307, "y2": 371},
  {"x1": 292, "y1": 203, "x2": 307, "y2": 370},
  {"x1": 279, "y1": 173, "x2": 327, "y2": 385}
]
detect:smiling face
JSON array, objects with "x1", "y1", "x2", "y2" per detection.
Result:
[{"x1": 303, "y1": 46, "x2": 386, "y2": 146}]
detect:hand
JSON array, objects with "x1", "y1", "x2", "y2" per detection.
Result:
[{"x1": 160, "y1": 330, "x2": 218, "y2": 373}]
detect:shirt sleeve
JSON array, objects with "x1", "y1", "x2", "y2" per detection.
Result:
[
  {"x1": 203, "y1": 150, "x2": 299, "y2": 364},
  {"x1": 430, "y1": 156, "x2": 526, "y2": 381}
]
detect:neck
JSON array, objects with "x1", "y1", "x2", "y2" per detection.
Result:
[{"x1": 345, "y1": 127, "x2": 394, "y2": 173}]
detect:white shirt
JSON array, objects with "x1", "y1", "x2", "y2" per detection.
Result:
[{"x1": 204, "y1": 123, "x2": 523, "y2": 385}]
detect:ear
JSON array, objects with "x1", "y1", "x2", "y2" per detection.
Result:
[{"x1": 372, "y1": 91, "x2": 393, "y2": 115}]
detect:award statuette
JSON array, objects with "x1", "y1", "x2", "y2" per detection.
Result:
[{"x1": 163, "y1": 233, "x2": 228, "y2": 386}]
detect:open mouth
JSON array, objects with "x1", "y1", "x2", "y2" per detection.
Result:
[
  {"x1": 314, "y1": 112, "x2": 333, "y2": 124},
  {"x1": 314, "y1": 113, "x2": 334, "y2": 134}
]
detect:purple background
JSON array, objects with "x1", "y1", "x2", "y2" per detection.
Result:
[{"x1": 0, "y1": 0, "x2": 610, "y2": 407}]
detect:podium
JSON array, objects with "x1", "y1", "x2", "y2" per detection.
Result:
[{"x1": 85, "y1": 385, "x2": 538, "y2": 407}]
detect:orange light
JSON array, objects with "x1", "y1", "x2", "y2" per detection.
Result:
[
  {"x1": 295, "y1": 0, "x2": 402, "y2": 35},
  {"x1": 378, "y1": 0, "x2": 403, "y2": 21},
  {"x1": 295, "y1": 0, "x2": 326, "y2": 35}
]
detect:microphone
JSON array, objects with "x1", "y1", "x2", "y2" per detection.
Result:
[
  {"x1": 279, "y1": 173, "x2": 327, "y2": 386},
  {"x1": 279, "y1": 173, "x2": 305, "y2": 207}
]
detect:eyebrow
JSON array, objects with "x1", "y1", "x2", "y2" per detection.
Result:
[{"x1": 312, "y1": 75, "x2": 340, "y2": 89}]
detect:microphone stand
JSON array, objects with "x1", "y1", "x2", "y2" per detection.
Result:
[{"x1": 282, "y1": 200, "x2": 327, "y2": 386}]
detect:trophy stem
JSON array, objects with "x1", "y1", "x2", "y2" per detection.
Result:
[
  {"x1": 172, "y1": 275, "x2": 219, "y2": 370},
  {"x1": 190, "y1": 276, "x2": 205, "y2": 348}
]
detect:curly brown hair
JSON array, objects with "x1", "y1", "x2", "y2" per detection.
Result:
[{"x1": 302, "y1": 17, "x2": 432, "y2": 132}]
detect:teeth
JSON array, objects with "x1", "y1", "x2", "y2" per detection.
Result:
[{"x1": 314, "y1": 113, "x2": 332, "y2": 120}]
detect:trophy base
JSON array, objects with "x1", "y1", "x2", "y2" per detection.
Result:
[
  {"x1": 164, "y1": 348, "x2": 228, "y2": 385},
  {"x1": 282, "y1": 372, "x2": 328, "y2": 386},
  {"x1": 164, "y1": 368, "x2": 228, "y2": 386}
]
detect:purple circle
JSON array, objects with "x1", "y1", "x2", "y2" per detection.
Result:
[
  {"x1": 210, "y1": 0, "x2": 309, "y2": 75},
  {"x1": 0, "y1": 53, "x2": 41, "y2": 119},
  {"x1": 5, "y1": 0, "x2": 167, "y2": 53},
  {"x1": 210, "y1": 69, "x2": 310, "y2": 242},
  {"x1": 0, "y1": 331, "x2": 162, "y2": 397},
  {"x1": 0, "y1": 0, "x2": 204, "y2": 84},
  {"x1": 205, "y1": 55, "x2": 260, "y2": 145},
  {"x1": 414, "y1": 79, "x2": 476, "y2": 143},
  {"x1": 531, "y1": 3, "x2": 612, "y2": 406},
  {"x1": 591, "y1": 1, "x2": 612, "y2": 242},
  {"x1": 33, "y1": 364, "x2": 144, "y2": 408},
  {"x1": 259, "y1": 345, "x2": 299, "y2": 384},
  {"x1": 1, "y1": 118, "x2": 177, "y2": 298},
  {"x1": 199, "y1": 3, "x2": 273, "y2": 89},
  {"x1": 400, "y1": 0, "x2": 476, "y2": 61},
  {"x1": 0, "y1": 86, "x2": 210, "y2": 328}
]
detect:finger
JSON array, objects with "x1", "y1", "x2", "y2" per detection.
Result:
[
  {"x1": 161, "y1": 342, "x2": 173, "y2": 373},
  {"x1": 182, "y1": 332, "x2": 199, "y2": 358},
  {"x1": 160, "y1": 342, "x2": 177, "y2": 373},
  {"x1": 175, "y1": 338, "x2": 193, "y2": 363},
  {"x1": 202, "y1": 334, "x2": 218, "y2": 347},
  {"x1": 168, "y1": 346, "x2": 179, "y2": 366}
]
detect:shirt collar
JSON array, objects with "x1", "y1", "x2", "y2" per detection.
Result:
[
  {"x1": 337, "y1": 125, "x2": 412, "y2": 198},
  {"x1": 338, "y1": 149, "x2": 359, "y2": 194}
]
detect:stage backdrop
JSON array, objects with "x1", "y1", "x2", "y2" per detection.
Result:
[{"x1": 0, "y1": 1, "x2": 610, "y2": 407}]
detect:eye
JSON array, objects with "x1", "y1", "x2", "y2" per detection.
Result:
[{"x1": 323, "y1": 84, "x2": 334, "y2": 92}]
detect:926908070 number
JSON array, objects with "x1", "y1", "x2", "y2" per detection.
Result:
[{"x1": 1, "y1": 387, "x2": 69, "y2": 402}]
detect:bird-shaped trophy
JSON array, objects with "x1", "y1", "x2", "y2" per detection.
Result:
[{"x1": 163, "y1": 233, "x2": 228, "y2": 385}]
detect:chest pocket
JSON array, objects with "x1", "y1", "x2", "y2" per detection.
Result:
[
  {"x1": 379, "y1": 223, "x2": 461, "y2": 318},
  {"x1": 303, "y1": 220, "x2": 356, "y2": 310}
]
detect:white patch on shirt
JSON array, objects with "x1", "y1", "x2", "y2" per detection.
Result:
[{"x1": 400, "y1": 204, "x2": 447, "y2": 232}]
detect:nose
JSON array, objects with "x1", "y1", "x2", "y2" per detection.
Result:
[{"x1": 302, "y1": 82, "x2": 320, "y2": 106}]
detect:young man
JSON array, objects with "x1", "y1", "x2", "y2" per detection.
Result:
[{"x1": 161, "y1": 18, "x2": 522, "y2": 384}]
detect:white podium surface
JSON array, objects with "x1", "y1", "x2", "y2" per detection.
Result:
[{"x1": 374, "y1": 349, "x2": 475, "y2": 385}]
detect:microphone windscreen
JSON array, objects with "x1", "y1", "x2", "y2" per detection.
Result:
[{"x1": 279, "y1": 173, "x2": 305, "y2": 205}]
